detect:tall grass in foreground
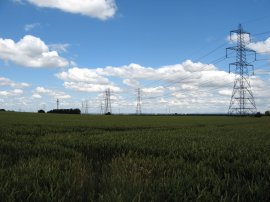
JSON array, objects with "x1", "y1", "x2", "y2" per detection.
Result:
[{"x1": 0, "y1": 112, "x2": 270, "y2": 201}]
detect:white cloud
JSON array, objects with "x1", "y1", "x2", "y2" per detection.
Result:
[
  {"x1": 182, "y1": 59, "x2": 216, "y2": 72},
  {"x1": 63, "y1": 82, "x2": 121, "y2": 93},
  {"x1": 0, "y1": 89, "x2": 23, "y2": 97},
  {"x1": 55, "y1": 60, "x2": 241, "y2": 113},
  {"x1": 96, "y1": 63, "x2": 156, "y2": 80},
  {"x1": 0, "y1": 35, "x2": 68, "y2": 68},
  {"x1": 35, "y1": 86, "x2": 51, "y2": 94},
  {"x1": 26, "y1": 0, "x2": 117, "y2": 20},
  {"x1": 31, "y1": 93, "x2": 42, "y2": 99},
  {"x1": 198, "y1": 70, "x2": 234, "y2": 87},
  {"x1": 0, "y1": 59, "x2": 263, "y2": 114},
  {"x1": 24, "y1": 23, "x2": 40, "y2": 32},
  {"x1": 228, "y1": 33, "x2": 270, "y2": 56},
  {"x1": 248, "y1": 37, "x2": 270, "y2": 54},
  {"x1": 0, "y1": 77, "x2": 30, "y2": 88},
  {"x1": 218, "y1": 89, "x2": 231, "y2": 96},
  {"x1": 57, "y1": 67, "x2": 109, "y2": 84},
  {"x1": 142, "y1": 86, "x2": 164, "y2": 95},
  {"x1": 34, "y1": 86, "x2": 71, "y2": 99},
  {"x1": 56, "y1": 67, "x2": 121, "y2": 93},
  {"x1": 92, "y1": 61, "x2": 215, "y2": 83},
  {"x1": 227, "y1": 33, "x2": 251, "y2": 43},
  {"x1": 56, "y1": 61, "x2": 233, "y2": 96},
  {"x1": 0, "y1": 73, "x2": 268, "y2": 114},
  {"x1": 123, "y1": 79, "x2": 140, "y2": 88}
]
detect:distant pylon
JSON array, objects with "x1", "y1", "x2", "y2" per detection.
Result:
[
  {"x1": 85, "y1": 100, "x2": 89, "y2": 114},
  {"x1": 226, "y1": 24, "x2": 257, "y2": 115},
  {"x1": 100, "y1": 101, "x2": 104, "y2": 115},
  {"x1": 81, "y1": 100, "x2": 89, "y2": 114},
  {"x1": 104, "y1": 88, "x2": 112, "y2": 114},
  {"x1": 81, "y1": 101, "x2": 85, "y2": 113},
  {"x1": 136, "y1": 88, "x2": 142, "y2": 115},
  {"x1": 56, "y1": 98, "x2": 59, "y2": 110}
]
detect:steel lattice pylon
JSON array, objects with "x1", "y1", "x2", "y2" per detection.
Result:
[
  {"x1": 56, "y1": 98, "x2": 59, "y2": 110},
  {"x1": 136, "y1": 88, "x2": 142, "y2": 115},
  {"x1": 104, "y1": 88, "x2": 112, "y2": 114},
  {"x1": 226, "y1": 24, "x2": 257, "y2": 115}
]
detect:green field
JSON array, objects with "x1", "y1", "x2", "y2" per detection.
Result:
[{"x1": 0, "y1": 112, "x2": 270, "y2": 201}]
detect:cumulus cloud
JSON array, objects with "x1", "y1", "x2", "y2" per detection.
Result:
[
  {"x1": 227, "y1": 33, "x2": 251, "y2": 43},
  {"x1": 56, "y1": 60, "x2": 233, "y2": 95},
  {"x1": 31, "y1": 93, "x2": 42, "y2": 99},
  {"x1": 53, "y1": 59, "x2": 270, "y2": 113},
  {"x1": 0, "y1": 59, "x2": 268, "y2": 113},
  {"x1": 92, "y1": 60, "x2": 215, "y2": 83},
  {"x1": 26, "y1": 0, "x2": 117, "y2": 20},
  {"x1": 56, "y1": 67, "x2": 122, "y2": 93},
  {"x1": 0, "y1": 77, "x2": 30, "y2": 88},
  {"x1": 248, "y1": 37, "x2": 270, "y2": 54},
  {"x1": 123, "y1": 79, "x2": 140, "y2": 88},
  {"x1": 228, "y1": 32, "x2": 270, "y2": 55},
  {"x1": 218, "y1": 89, "x2": 232, "y2": 96},
  {"x1": 63, "y1": 82, "x2": 121, "y2": 93},
  {"x1": 0, "y1": 89, "x2": 23, "y2": 97},
  {"x1": 57, "y1": 67, "x2": 109, "y2": 84},
  {"x1": 0, "y1": 35, "x2": 68, "y2": 68},
  {"x1": 142, "y1": 86, "x2": 164, "y2": 95},
  {"x1": 33, "y1": 86, "x2": 71, "y2": 99},
  {"x1": 55, "y1": 60, "x2": 239, "y2": 113}
]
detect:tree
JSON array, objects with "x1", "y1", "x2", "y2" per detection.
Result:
[
  {"x1": 265, "y1": 111, "x2": 270, "y2": 116},
  {"x1": 255, "y1": 112, "x2": 262, "y2": 117},
  {"x1": 38, "y1": 109, "x2": 45, "y2": 113}
]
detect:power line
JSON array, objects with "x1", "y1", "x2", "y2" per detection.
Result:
[
  {"x1": 140, "y1": 42, "x2": 229, "y2": 89},
  {"x1": 242, "y1": 15, "x2": 270, "y2": 25},
  {"x1": 253, "y1": 30, "x2": 270, "y2": 37}
]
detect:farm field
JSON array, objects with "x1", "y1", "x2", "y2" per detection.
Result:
[{"x1": 0, "y1": 112, "x2": 270, "y2": 201}]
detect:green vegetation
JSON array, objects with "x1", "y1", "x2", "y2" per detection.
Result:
[{"x1": 0, "y1": 112, "x2": 270, "y2": 201}]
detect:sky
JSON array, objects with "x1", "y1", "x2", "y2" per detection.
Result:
[{"x1": 0, "y1": 0, "x2": 270, "y2": 114}]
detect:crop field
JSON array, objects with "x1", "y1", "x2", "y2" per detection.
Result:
[{"x1": 0, "y1": 112, "x2": 270, "y2": 201}]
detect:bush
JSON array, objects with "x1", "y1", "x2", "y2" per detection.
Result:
[{"x1": 38, "y1": 109, "x2": 45, "y2": 113}]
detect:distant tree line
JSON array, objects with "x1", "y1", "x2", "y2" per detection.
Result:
[{"x1": 47, "y1": 109, "x2": 81, "y2": 114}]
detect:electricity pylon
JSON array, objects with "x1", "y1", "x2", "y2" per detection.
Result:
[
  {"x1": 56, "y1": 99, "x2": 59, "y2": 110},
  {"x1": 136, "y1": 88, "x2": 142, "y2": 115},
  {"x1": 226, "y1": 24, "x2": 257, "y2": 115},
  {"x1": 104, "y1": 88, "x2": 112, "y2": 114}
]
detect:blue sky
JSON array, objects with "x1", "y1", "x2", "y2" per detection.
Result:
[{"x1": 0, "y1": 0, "x2": 270, "y2": 113}]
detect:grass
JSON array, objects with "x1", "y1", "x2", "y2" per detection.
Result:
[{"x1": 0, "y1": 112, "x2": 270, "y2": 201}]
